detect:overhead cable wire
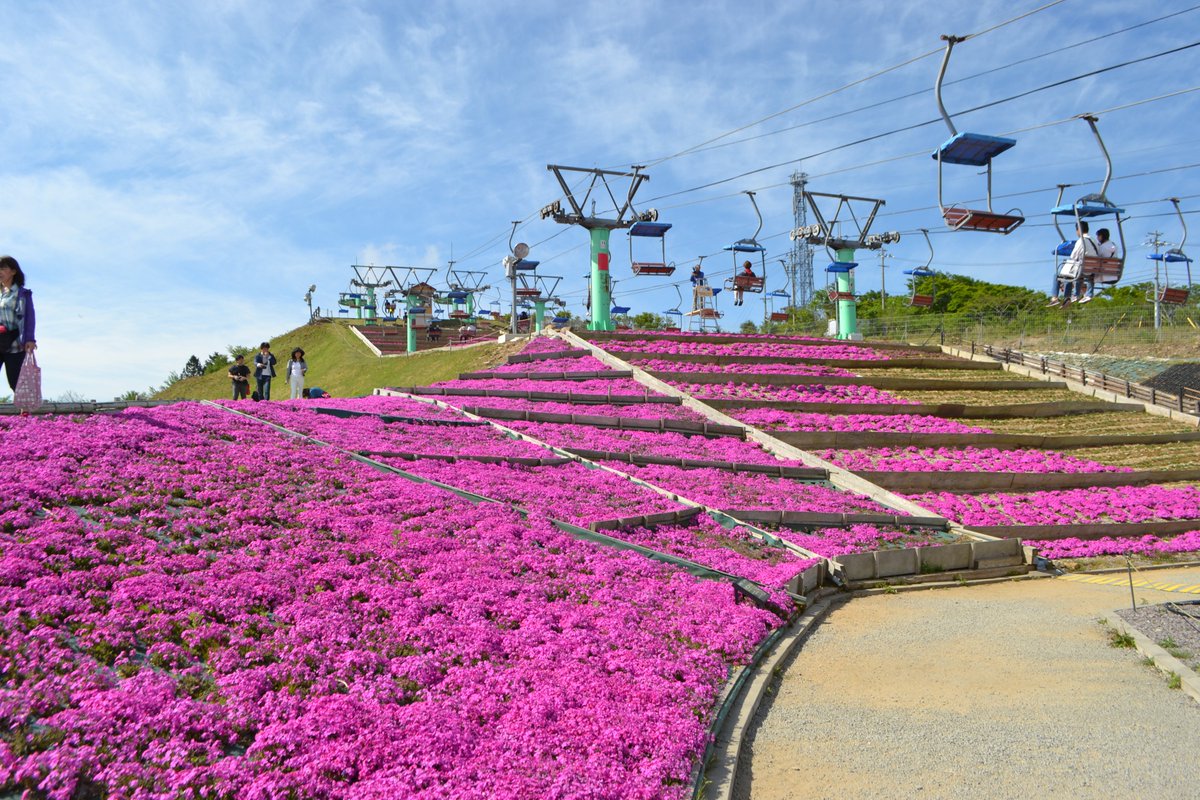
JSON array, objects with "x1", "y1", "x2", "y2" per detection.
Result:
[
  {"x1": 662, "y1": 5, "x2": 1200, "y2": 162},
  {"x1": 639, "y1": 0, "x2": 1069, "y2": 168},
  {"x1": 639, "y1": 42, "x2": 1200, "y2": 205}
]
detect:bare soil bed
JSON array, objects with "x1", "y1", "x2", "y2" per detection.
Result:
[
  {"x1": 891, "y1": 387, "x2": 1088, "y2": 405},
  {"x1": 980, "y1": 412, "x2": 1198, "y2": 436},
  {"x1": 1073, "y1": 441, "x2": 1200, "y2": 470},
  {"x1": 853, "y1": 368, "x2": 1033, "y2": 381}
]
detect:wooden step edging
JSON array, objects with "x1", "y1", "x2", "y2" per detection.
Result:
[
  {"x1": 587, "y1": 507, "x2": 704, "y2": 531},
  {"x1": 648, "y1": 370, "x2": 1064, "y2": 391},
  {"x1": 560, "y1": 449, "x2": 830, "y2": 480},
  {"x1": 0, "y1": 400, "x2": 178, "y2": 416},
  {"x1": 458, "y1": 405, "x2": 747, "y2": 439},
  {"x1": 701, "y1": 399, "x2": 1137, "y2": 418},
  {"x1": 619, "y1": 352, "x2": 1000, "y2": 370},
  {"x1": 358, "y1": 451, "x2": 575, "y2": 467},
  {"x1": 858, "y1": 468, "x2": 1200, "y2": 493},
  {"x1": 581, "y1": 330, "x2": 942, "y2": 353},
  {"x1": 968, "y1": 519, "x2": 1200, "y2": 541},
  {"x1": 774, "y1": 429, "x2": 1200, "y2": 451},
  {"x1": 504, "y1": 349, "x2": 592, "y2": 364},
  {"x1": 387, "y1": 385, "x2": 683, "y2": 405},
  {"x1": 719, "y1": 509, "x2": 949, "y2": 530},
  {"x1": 458, "y1": 370, "x2": 634, "y2": 380}
]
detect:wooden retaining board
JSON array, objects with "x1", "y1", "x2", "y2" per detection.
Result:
[
  {"x1": 388, "y1": 386, "x2": 683, "y2": 405},
  {"x1": 582, "y1": 331, "x2": 942, "y2": 353},
  {"x1": 701, "y1": 399, "x2": 1138, "y2": 418},
  {"x1": 458, "y1": 370, "x2": 634, "y2": 380},
  {"x1": 774, "y1": 430, "x2": 1200, "y2": 451},
  {"x1": 649, "y1": 371, "x2": 1064, "y2": 391},
  {"x1": 459, "y1": 405, "x2": 747, "y2": 438},
  {"x1": 857, "y1": 468, "x2": 1200, "y2": 493},
  {"x1": 561, "y1": 448, "x2": 830, "y2": 480},
  {"x1": 505, "y1": 349, "x2": 592, "y2": 364},
  {"x1": 360, "y1": 451, "x2": 575, "y2": 467},
  {"x1": 622, "y1": 352, "x2": 1000, "y2": 371},
  {"x1": 720, "y1": 509, "x2": 949, "y2": 530},
  {"x1": 970, "y1": 519, "x2": 1200, "y2": 541}
]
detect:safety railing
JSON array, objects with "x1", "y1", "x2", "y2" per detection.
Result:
[{"x1": 980, "y1": 344, "x2": 1200, "y2": 416}]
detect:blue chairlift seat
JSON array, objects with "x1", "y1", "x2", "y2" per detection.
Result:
[
  {"x1": 724, "y1": 243, "x2": 767, "y2": 253},
  {"x1": 447, "y1": 290, "x2": 469, "y2": 301},
  {"x1": 611, "y1": 305, "x2": 631, "y2": 314},
  {"x1": 933, "y1": 132, "x2": 1016, "y2": 166},
  {"x1": 767, "y1": 290, "x2": 790, "y2": 298},
  {"x1": 1051, "y1": 201, "x2": 1125, "y2": 218},
  {"x1": 825, "y1": 262, "x2": 859, "y2": 273},
  {"x1": 337, "y1": 308, "x2": 349, "y2": 316},
  {"x1": 629, "y1": 221, "x2": 672, "y2": 237},
  {"x1": 904, "y1": 269, "x2": 935, "y2": 278},
  {"x1": 1148, "y1": 252, "x2": 1193, "y2": 263},
  {"x1": 408, "y1": 306, "x2": 427, "y2": 314},
  {"x1": 1055, "y1": 240, "x2": 1076, "y2": 257},
  {"x1": 513, "y1": 259, "x2": 539, "y2": 271}
]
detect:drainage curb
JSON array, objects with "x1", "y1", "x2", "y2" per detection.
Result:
[
  {"x1": 1108, "y1": 614, "x2": 1200, "y2": 706},
  {"x1": 699, "y1": 596, "x2": 840, "y2": 800}
]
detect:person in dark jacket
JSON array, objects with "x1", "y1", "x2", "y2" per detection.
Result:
[
  {"x1": 253, "y1": 342, "x2": 277, "y2": 400},
  {"x1": 0, "y1": 256, "x2": 36, "y2": 393}
]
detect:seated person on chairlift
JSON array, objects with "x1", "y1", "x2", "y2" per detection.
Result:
[
  {"x1": 734, "y1": 260, "x2": 756, "y2": 306},
  {"x1": 690, "y1": 263, "x2": 706, "y2": 286},
  {"x1": 427, "y1": 319, "x2": 441, "y2": 341},
  {"x1": 1049, "y1": 221, "x2": 1096, "y2": 307},
  {"x1": 1079, "y1": 227, "x2": 1118, "y2": 303}
]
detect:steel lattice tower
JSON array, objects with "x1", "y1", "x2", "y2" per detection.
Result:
[{"x1": 788, "y1": 171, "x2": 814, "y2": 308}]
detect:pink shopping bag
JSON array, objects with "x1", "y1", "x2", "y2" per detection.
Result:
[{"x1": 13, "y1": 352, "x2": 41, "y2": 411}]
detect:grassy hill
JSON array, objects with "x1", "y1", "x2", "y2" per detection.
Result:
[{"x1": 155, "y1": 321, "x2": 523, "y2": 401}]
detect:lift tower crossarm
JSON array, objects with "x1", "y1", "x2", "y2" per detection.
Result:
[{"x1": 545, "y1": 165, "x2": 649, "y2": 230}]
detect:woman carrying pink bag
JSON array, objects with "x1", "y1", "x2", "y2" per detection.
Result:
[{"x1": 0, "y1": 256, "x2": 36, "y2": 397}]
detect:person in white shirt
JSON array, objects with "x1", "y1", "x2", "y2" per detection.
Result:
[
  {"x1": 1075, "y1": 227, "x2": 1119, "y2": 304},
  {"x1": 286, "y1": 348, "x2": 307, "y2": 399},
  {"x1": 1049, "y1": 221, "x2": 1096, "y2": 307}
]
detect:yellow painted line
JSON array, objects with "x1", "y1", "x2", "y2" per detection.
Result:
[{"x1": 1058, "y1": 573, "x2": 1200, "y2": 596}]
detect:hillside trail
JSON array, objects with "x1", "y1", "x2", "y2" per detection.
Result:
[{"x1": 736, "y1": 567, "x2": 1200, "y2": 800}]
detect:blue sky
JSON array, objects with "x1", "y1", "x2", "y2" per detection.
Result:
[{"x1": 3, "y1": 0, "x2": 1198, "y2": 400}]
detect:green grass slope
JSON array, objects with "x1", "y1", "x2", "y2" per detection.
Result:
[{"x1": 155, "y1": 321, "x2": 522, "y2": 401}]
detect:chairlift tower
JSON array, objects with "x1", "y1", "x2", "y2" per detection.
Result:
[
  {"x1": 788, "y1": 171, "x2": 815, "y2": 308},
  {"x1": 792, "y1": 191, "x2": 899, "y2": 340},
  {"x1": 542, "y1": 164, "x2": 655, "y2": 331}
]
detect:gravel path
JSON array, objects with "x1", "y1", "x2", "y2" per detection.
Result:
[{"x1": 736, "y1": 570, "x2": 1200, "y2": 800}]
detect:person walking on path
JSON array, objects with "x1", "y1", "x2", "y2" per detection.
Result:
[
  {"x1": 0, "y1": 256, "x2": 36, "y2": 394},
  {"x1": 286, "y1": 348, "x2": 307, "y2": 399},
  {"x1": 253, "y1": 342, "x2": 277, "y2": 400},
  {"x1": 227, "y1": 354, "x2": 250, "y2": 400}
]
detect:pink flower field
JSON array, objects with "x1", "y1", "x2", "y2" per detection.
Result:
[{"x1": 0, "y1": 404, "x2": 789, "y2": 799}]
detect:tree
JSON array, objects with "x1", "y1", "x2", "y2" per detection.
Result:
[
  {"x1": 739, "y1": 320, "x2": 759, "y2": 334},
  {"x1": 181, "y1": 355, "x2": 204, "y2": 379},
  {"x1": 115, "y1": 388, "x2": 153, "y2": 402},
  {"x1": 203, "y1": 351, "x2": 231, "y2": 374},
  {"x1": 631, "y1": 312, "x2": 665, "y2": 331}
]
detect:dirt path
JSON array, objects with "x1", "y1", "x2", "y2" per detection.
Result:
[{"x1": 736, "y1": 569, "x2": 1200, "y2": 800}]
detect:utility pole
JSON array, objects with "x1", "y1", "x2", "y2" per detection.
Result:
[
  {"x1": 878, "y1": 249, "x2": 890, "y2": 314},
  {"x1": 1147, "y1": 230, "x2": 1166, "y2": 330}
]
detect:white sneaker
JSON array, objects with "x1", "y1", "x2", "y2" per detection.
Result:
[{"x1": 1078, "y1": 295, "x2": 1092, "y2": 304}]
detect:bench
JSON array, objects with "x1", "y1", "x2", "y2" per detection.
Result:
[
  {"x1": 1081, "y1": 256, "x2": 1123, "y2": 284},
  {"x1": 910, "y1": 294, "x2": 935, "y2": 307},
  {"x1": 1159, "y1": 287, "x2": 1190, "y2": 305},
  {"x1": 732, "y1": 275, "x2": 765, "y2": 291},
  {"x1": 632, "y1": 262, "x2": 675, "y2": 276},
  {"x1": 943, "y1": 207, "x2": 1024, "y2": 234}
]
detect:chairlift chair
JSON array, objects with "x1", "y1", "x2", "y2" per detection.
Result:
[
  {"x1": 724, "y1": 191, "x2": 768, "y2": 295},
  {"x1": 1148, "y1": 198, "x2": 1193, "y2": 305},
  {"x1": 628, "y1": 221, "x2": 676, "y2": 276},
  {"x1": 767, "y1": 290, "x2": 791, "y2": 322},
  {"x1": 904, "y1": 229, "x2": 937, "y2": 308},
  {"x1": 1050, "y1": 117, "x2": 1127, "y2": 290},
  {"x1": 933, "y1": 35, "x2": 1024, "y2": 234}
]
